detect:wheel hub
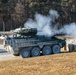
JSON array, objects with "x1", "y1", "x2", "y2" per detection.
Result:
[{"x1": 23, "y1": 51, "x2": 28, "y2": 57}]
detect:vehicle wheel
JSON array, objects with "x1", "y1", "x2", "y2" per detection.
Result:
[
  {"x1": 20, "y1": 48, "x2": 30, "y2": 58},
  {"x1": 31, "y1": 47, "x2": 40, "y2": 57},
  {"x1": 52, "y1": 45, "x2": 61, "y2": 54},
  {"x1": 42, "y1": 46, "x2": 52, "y2": 55}
]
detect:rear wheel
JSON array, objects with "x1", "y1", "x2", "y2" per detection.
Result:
[
  {"x1": 42, "y1": 46, "x2": 52, "y2": 55},
  {"x1": 52, "y1": 45, "x2": 61, "y2": 54},
  {"x1": 20, "y1": 48, "x2": 30, "y2": 58},
  {"x1": 31, "y1": 47, "x2": 40, "y2": 57}
]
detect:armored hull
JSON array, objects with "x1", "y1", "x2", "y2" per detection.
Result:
[{"x1": 4, "y1": 34, "x2": 66, "y2": 58}]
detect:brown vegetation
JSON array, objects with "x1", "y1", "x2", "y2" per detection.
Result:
[{"x1": 0, "y1": 52, "x2": 76, "y2": 75}]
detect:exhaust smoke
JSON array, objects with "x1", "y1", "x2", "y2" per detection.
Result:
[
  {"x1": 59, "y1": 23, "x2": 76, "y2": 36},
  {"x1": 24, "y1": 10, "x2": 59, "y2": 37},
  {"x1": 24, "y1": 10, "x2": 76, "y2": 37}
]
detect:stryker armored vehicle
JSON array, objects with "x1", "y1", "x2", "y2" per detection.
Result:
[{"x1": 3, "y1": 28, "x2": 66, "y2": 58}]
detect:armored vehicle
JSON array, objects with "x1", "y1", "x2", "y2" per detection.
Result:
[{"x1": 4, "y1": 28, "x2": 66, "y2": 58}]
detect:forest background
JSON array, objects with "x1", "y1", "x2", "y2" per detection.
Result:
[{"x1": 0, "y1": 0, "x2": 76, "y2": 31}]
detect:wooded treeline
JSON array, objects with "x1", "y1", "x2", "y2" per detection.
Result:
[{"x1": 0, "y1": 0, "x2": 76, "y2": 31}]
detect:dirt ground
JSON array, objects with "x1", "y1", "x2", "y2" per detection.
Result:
[
  {"x1": 0, "y1": 45, "x2": 21, "y2": 60},
  {"x1": 0, "y1": 44, "x2": 76, "y2": 75},
  {"x1": 0, "y1": 52, "x2": 76, "y2": 75}
]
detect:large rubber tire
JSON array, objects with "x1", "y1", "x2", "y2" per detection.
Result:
[
  {"x1": 42, "y1": 46, "x2": 52, "y2": 55},
  {"x1": 52, "y1": 45, "x2": 61, "y2": 54},
  {"x1": 20, "y1": 48, "x2": 30, "y2": 58},
  {"x1": 31, "y1": 47, "x2": 40, "y2": 57}
]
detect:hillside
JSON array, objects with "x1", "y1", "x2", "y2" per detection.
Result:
[
  {"x1": 0, "y1": 52, "x2": 76, "y2": 75},
  {"x1": 0, "y1": 0, "x2": 76, "y2": 31}
]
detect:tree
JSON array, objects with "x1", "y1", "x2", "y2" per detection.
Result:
[
  {"x1": 1, "y1": 0, "x2": 8, "y2": 3},
  {"x1": 14, "y1": 2, "x2": 25, "y2": 27}
]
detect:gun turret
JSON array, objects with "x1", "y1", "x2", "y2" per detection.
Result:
[{"x1": 14, "y1": 28, "x2": 37, "y2": 36}]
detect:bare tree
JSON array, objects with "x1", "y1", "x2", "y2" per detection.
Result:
[{"x1": 14, "y1": 2, "x2": 25, "y2": 28}]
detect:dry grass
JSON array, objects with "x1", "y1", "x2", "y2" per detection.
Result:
[{"x1": 0, "y1": 52, "x2": 76, "y2": 75}]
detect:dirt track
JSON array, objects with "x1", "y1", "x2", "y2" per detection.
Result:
[
  {"x1": 0, "y1": 44, "x2": 76, "y2": 75},
  {"x1": 0, "y1": 52, "x2": 76, "y2": 75},
  {"x1": 0, "y1": 45, "x2": 21, "y2": 61}
]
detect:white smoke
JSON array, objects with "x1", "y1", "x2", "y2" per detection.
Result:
[
  {"x1": 49, "y1": 10, "x2": 59, "y2": 22},
  {"x1": 24, "y1": 10, "x2": 59, "y2": 37},
  {"x1": 58, "y1": 23, "x2": 76, "y2": 37},
  {"x1": 24, "y1": 9, "x2": 76, "y2": 37}
]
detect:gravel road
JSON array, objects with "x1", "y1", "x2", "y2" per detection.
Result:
[{"x1": 0, "y1": 45, "x2": 21, "y2": 61}]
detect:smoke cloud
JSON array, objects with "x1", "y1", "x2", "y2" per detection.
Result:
[
  {"x1": 24, "y1": 9, "x2": 76, "y2": 37},
  {"x1": 24, "y1": 10, "x2": 59, "y2": 37},
  {"x1": 58, "y1": 23, "x2": 76, "y2": 36}
]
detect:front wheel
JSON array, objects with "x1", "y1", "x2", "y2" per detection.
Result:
[
  {"x1": 52, "y1": 45, "x2": 61, "y2": 54},
  {"x1": 20, "y1": 48, "x2": 30, "y2": 58}
]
